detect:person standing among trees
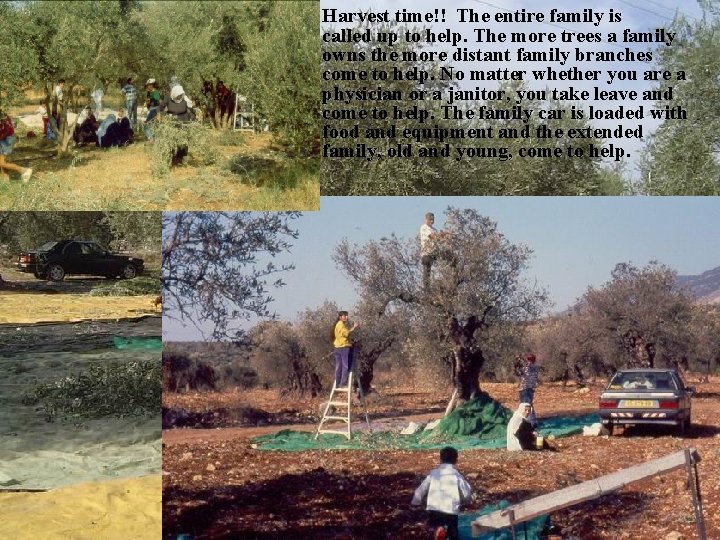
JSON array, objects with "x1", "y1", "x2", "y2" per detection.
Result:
[
  {"x1": 419, "y1": 212, "x2": 455, "y2": 289},
  {"x1": 51, "y1": 79, "x2": 65, "y2": 130},
  {"x1": 517, "y1": 354, "x2": 539, "y2": 427},
  {"x1": 143, "y1": 78, "x2": 161, "y2": 142},
  {"x1": 332, "y1": 310, "x2": 358, "y2": 388},
  {"x1": 121, "y1": 77, "x2": 138, "y2": 129}
]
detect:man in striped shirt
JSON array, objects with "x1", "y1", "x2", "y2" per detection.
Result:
[
  {"x1": 121, "y1": 78, "x2": 138, "y2": 129},
  {"x1": 518, "y1": 354, "x2": 539, "y2": 427}
]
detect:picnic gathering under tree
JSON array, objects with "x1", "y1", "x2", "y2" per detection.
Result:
[{"x1": 0, "y1": 1, "x2": 320, "y2": 210}]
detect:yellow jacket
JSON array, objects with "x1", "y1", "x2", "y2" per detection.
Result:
[{"x1": 333, "y1": 320, "x2": 353, "y2": 348}]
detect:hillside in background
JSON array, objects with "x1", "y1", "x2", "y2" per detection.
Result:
[{"x1": 678, "y1": 265, "x2": 720, "y2": 304}]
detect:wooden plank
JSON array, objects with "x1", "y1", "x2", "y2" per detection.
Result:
[
  {"x1": 472, "y1": 448, "x2": 699, "y2": 535},
  {"x1": 444, "y1": 389, "x2": 458, "y2": 417}
]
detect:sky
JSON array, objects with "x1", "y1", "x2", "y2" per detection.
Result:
[
  {"x1": 164, "y1": 197, "x2": 720, "y2": 340},
  {"x1": 321, "y1": 0, "x2": 708, "y2": 175}
]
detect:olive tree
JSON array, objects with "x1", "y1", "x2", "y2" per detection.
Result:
[
  {"x1": 640, "y1": 3, "x2": 720, "y2": 194},
  {"x1": 162, "y1": 212, "x2": 299, "y2": 340},
  {"x1": 0, "y1": 3, "x2": 38, "y2": 114},
  {"x1": 334, "y1": 207, "x2": 548, "y2": 401},
  {"x1": 572, "y1": 262, "x2": 694, "y2": 369},
  {"x1": 241, "y1": 1, "x2": 319, "y2": 153}
]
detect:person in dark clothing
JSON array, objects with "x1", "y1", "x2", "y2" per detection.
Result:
[
  {"x1": 73, "y1": 111, "x2": 99, "y2": 146},
  {"x1": 97, "y1": 112, "x2": 133, "y2": 148},
  {"x1": 158, "y1": 85, "x2": 196, "y2": 122}
]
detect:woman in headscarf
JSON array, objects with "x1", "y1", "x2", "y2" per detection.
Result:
[
  {"x1": 507, "y1": 402, "x2": 531, "y2": 451},
  {"x1": 157, "y1": 85, "x2": 196, "y2": 165},
  {"x1": 507, "y1": 402, "x2": 556, "y2": 451}
]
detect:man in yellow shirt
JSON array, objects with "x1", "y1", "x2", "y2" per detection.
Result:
[{"x1": 333, "y1": 310, "x2": 359, "y2": 387}]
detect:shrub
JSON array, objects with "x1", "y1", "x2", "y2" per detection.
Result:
[
  {"x1": 22, "y1": 360, "x2": 161, "y2": 421},
  {"x1": 151, "y1": 116, "x2": 218, "y2": 177},
  {"x1": 162, "y1": 351, "x2": 217, "y2": 392},
  {"x1": 90, "y1": 275, "x2": 161, "y2": 296}
]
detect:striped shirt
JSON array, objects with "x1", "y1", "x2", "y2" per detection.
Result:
[
  {"x1": 520, "y1": 362, "x2": 539, "y2": 390},
  {"x1": 121, "y1": 84, "x2": 138, "y2": 103}
]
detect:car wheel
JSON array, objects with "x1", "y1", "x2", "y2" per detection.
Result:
[
  {"x1": 46, "y1": 264, "x2": 65, "y2": 282},
  {"x1": 677, "y1": 418, "x2": 686, "y2": 437},
  {"x1": 120, "y1": 264, "x2": 137, "y2": 279},
  {"x1": 607, "y1": 422, "x2": 614, "y2": 436}
]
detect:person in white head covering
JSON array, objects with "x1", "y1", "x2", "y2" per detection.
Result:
[
  {"x1": 507, "y1": 402, "x2": 531, "y2": 451},
  {"x1": 507, "y1": 402, "x2": 557, "y2": 451},
  {"x1": 160, "y1": 86, "x2": 195, "y2": 122},
  {"x1": 158, "y1": 85, "x2": 196, "y2": 165}
]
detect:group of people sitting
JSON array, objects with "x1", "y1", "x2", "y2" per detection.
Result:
[
  {"x1": 71, "y1": 76, "x2": 197, "y2": 166},
  {"x1": 73, "y1": 109, "x2": 134, "y2": 148}
]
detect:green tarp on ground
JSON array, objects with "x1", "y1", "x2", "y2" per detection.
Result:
[
  {"x1": 113, "y1": 336, "x2": 162, "y2": 350},
  {"x1": 462, "y1": 501, "x2": 549, "y2": 540},
  {"x1": 251, "y1": 395, "x2": 600, "y2": 451}
]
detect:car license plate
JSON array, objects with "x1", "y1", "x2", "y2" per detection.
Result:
[{"x1": 622, "y1": 400, "x2": 655, "y2": 408}]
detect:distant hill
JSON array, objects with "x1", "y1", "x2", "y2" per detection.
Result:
[{"x1": 678, "y1": 266, "x2": 720, "y2": 304}]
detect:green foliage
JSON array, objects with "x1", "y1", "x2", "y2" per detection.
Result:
[
  {"x1": 212, "y1": 129, "x2": 245, "y2": 147},
  {"x1": 0, "y1": 4, "x2": 38, "y2": 113},
  {"x1": 532, "y1": 262, "x2": 695, "y2": 379},
  {"x1": 640, "y1": 7, "x2": 720, "y2": 194},
  {"x1": 162, "y1": 212, "x2": 300, "y2": 340},
  {"x1": 241, "y1": 1, "x2": 319, "y2": 155},
  {"x1": 136, "y1": 1, "x2": 252, "y2": 96},
  {"x1": 90, "y1": 275, "x2": 161, "y2": 297},
  {"x1": 227, "y1": 154, "x2": 318, "y2": 190},
  {"x1": 0, "y1": 211, "x2": 162, "y2": 254},
  {"x1": 21, "y1": 360, "x2": 161, "y2": 421},
  {"x1": 102, "y1": 212, "x2": 161, "y2": 251},
  {"x1": 151, "y1": 116, "x2": 217, "y2": 177}
]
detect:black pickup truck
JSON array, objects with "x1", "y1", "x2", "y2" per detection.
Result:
[{"x1": 17, "y1": 240, "x2": 143, "y2": 282}]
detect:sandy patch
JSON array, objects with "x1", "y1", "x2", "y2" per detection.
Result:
[
  {"x1": 0, "y1": 475, "x2": 161, "y2": 540},
  {"x1": 0, "y1": 292, "x2": 160, "y2": 324}
]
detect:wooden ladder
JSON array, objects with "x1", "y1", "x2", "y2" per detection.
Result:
[{"x1": 315, "y1": 370, "x2": 370, "y2": 440}]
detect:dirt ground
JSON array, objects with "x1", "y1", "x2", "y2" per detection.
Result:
[
  {"x1": 0, "y1": 266, "x2": 160, "y2": 324},
  {"x1": 162, "y1": 378, "x2": 720, "y2": 539},
  {"x1": 0, "y1": 115, "x2": 319, "y2": 211}
]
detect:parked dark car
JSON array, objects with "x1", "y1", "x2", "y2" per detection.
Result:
[
  {"x1": 599, "y1": 368, "x2": 693, "y2": 436},
  {"x1": 17, "y1": 240, "x2": 143, "y2": 282}
]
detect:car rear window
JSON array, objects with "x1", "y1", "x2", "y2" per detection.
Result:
[
  {"x1": 35, "y1": 241, "x2": 58, "y2": 251},
  {"x1": 608, "y1": 372, "x2": 678, "y2": 391}
]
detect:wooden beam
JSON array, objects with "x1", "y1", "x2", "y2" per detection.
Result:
[
  {"x1": 444, "y1": 389, "x2": 458, "y2": 417},
  {"x1": 472, "y1": 448, "x2": 700, "y2": 536}
]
